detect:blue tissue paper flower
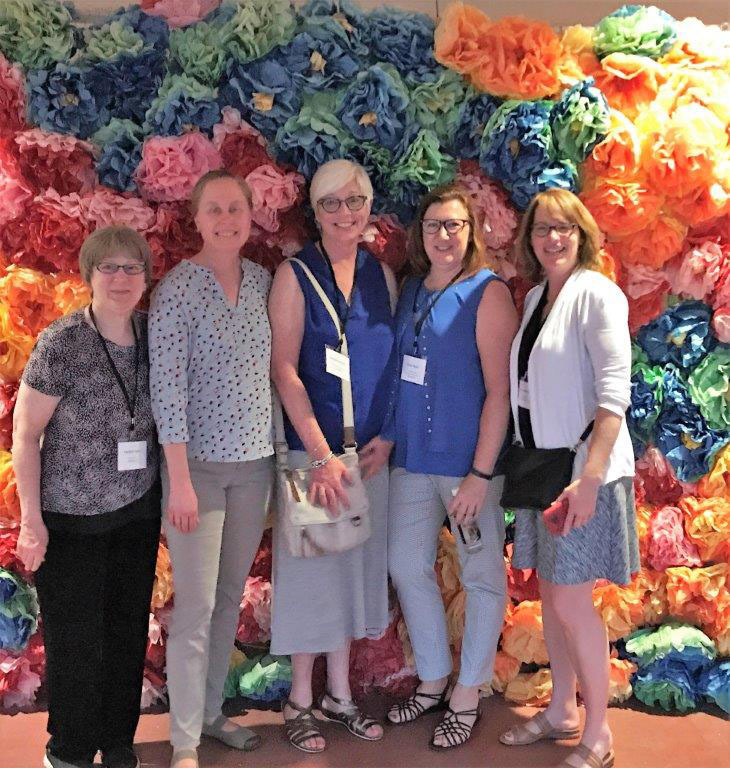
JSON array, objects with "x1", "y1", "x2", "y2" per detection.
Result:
[
  {"x1": 627, "y1": 361, "x2": 664, "y2": 457},
  {"x1": 450, "y1": 88, "x2": 501, "y2": 159},
  {"x1": 0, "y1": 568, "x2": 38, "y2": 653},
  {"x1": 632, "y1": 657, "x2": 698, "y2": 712},
  {"x1": 549, "y1": 77, "x2": 610, "y2": 166},
  {"x1": 109, "y1": 5, "x2": 169, "y2": 50},
  {"x1": 636, "y1": 301, "x2": 714, "y2": 369},
  {"x1": 91, "y1": 119, "x2": 144, "y2": 193},
  {"x1": 365, "y1": 7, "x2": 437, "y2": 76},
  {"x1": 697, "y1": 661, "x2": 730, "y2": 714},
  {"x1": 337, "y1": 63, "x2": 411, "y2": 151},
  {"x1": 281, "y1": 30, "x2": 360, "y2": 92},
  {"x1": 299, "y1": 8, "x2": 369, "y2": 60},
  {"x1": 219, "y1": 54, "x2": 302, "y2": 142},
  {"x1": 27, "y1": 64, "x2": 103, "y2": 139},
  {"x1": 652, "y1": 365, "x2": 728, "y2": 482},
  {"x1": 144, "y1": 75, "x2": 220, "y2": 137},
  {"x1": 84, "y1": 49, "x2": 165, "y2": 126}
]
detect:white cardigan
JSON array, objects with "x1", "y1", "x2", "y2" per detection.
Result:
[{"x1": 509, "y1": 268, "x2": 635, "y2": 484}]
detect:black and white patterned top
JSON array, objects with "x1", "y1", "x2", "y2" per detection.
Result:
[
  {"x1": 22, "y1": 310, "x2": 159, "y2": 517},
  {"x1": 148, "y1": 258, "x2": 273, "y2": 462}
]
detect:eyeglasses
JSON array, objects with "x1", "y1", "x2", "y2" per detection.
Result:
[
  {"x1": 422, "y1": 218, "x2": 470, "y2": 235},
  {"x1": 96, "y1": 262, "x2": 146, "y2": 275},
  {"x1": 317, "y1": 195, "x2": 368, "y2": 213},
  {"x1": 532, "y1": 223, "x2": 576, "y2": 238}
]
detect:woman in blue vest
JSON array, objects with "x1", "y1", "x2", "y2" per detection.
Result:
[
  {"x1": 385, "y1": 184, "x2": 518, "y2": 749},
  {"x1": 268, "y1": 159, "x2": 397, "y2": 753}
]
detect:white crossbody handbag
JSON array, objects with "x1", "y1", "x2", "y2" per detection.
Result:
[{"x1": 274, "y1": 257, "x2": 371, "y2": 558}]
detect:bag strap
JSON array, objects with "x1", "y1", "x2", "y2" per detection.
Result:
[
  {"x1": 273, "y1": 258, "x2": 357, "y2": 466},
  {"x1": 573, "y1": 420, "x2": 595, "y2": 451}
]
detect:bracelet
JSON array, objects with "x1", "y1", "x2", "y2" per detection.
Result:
[
  {"x1": 469, "y1": 466, "x2": 495, "y2": 481},
  {"x1": 309, "y1": 451, "x2": 335, "y2": 469}
]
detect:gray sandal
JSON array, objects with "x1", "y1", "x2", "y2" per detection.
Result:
[
  {"x1": 201, "y1": 714, "x2": 261, "y2": 751},
  {"x1": 319, "y1": 692, "x2": 383, "y2": 741},
  {"x1": 283, "y1": 699, "x2": 326, "y2": 754}
]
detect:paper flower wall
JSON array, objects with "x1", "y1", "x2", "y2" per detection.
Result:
[{"x1": 0, "y1": 0, "x2": 729, "y2": 717}]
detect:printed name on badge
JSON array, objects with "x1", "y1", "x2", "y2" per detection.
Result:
[
  {"x1": 401, "y1": 354, "x2": 427, "y2": 385},
  {"x1": 325, "y1": 346, "x2": 351, "y2": 381},
  {"x1": 118, "y1": 440, "x2": 147, "y2": 472}
]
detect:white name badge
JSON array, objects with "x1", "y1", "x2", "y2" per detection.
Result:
[
  {"x1": 325, "y1": 346, "x2": 351, "y2": 381},
  {"x1": 118, "y1": 440, "x2": 147, "y2": 472},
  {"x1": 518, "y1": 377, "x2": 530, "y2": 409},
  {"x1": 401, "y1": 354, "x2": 427, "y2": 385}
]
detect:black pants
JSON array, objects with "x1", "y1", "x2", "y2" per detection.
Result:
[{"x1": 35, "y1": 513, "x2": 161, "y2": 762}]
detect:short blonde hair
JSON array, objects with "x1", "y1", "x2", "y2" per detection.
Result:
[
  {"x1": 79, "y1": 226, "x2": 152, "y2": 287},
  {"x1": 309, "y1": 159, "x2": 373, "y2": 209},
  {"x1": 189, "y1": 169, "x2": 252, "y2": 215},
  {"x1": 515, "y1": 188, "x2": 603, "y2": 282},
  {"x1": 407, "y1": 184, "x2": 490, "y2": 278}
]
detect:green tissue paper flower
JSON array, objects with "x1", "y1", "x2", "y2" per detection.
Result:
[
  {"x1": 85, "y1": 20, "x2": 146, "y2": 62},
  {"x1": 222, "y1": 0, "x2": 297, "y2": 64},
  {"x1": 407, "y1": 68, "x2": 467, "y2": 146},
  {"x1": 388, "y1": 128, "x2": 456, "y2": 193},
  {"x1": 0, "y1": 0, "x2": 75, "y2": 70},
  {"x1": 169, "y1": 22, "x2": 228, "y2": 87},
  {"x1": 91, "y1": 117, "x2": 144, "y2": 148},
  {"x1": 625, "y1": 622, "x2": 716, "y2": 666},
  {"x1": 688, "y1": 346, "x2": 730, "y2": 431},
  {"x1": 593, "y1": 5, "x2": 677, "y2": 60}
]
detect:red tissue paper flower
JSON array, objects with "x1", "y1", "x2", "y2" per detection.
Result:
[
  {"x1": 0, "y1": 135, "x2": 33, "y2": 226},
  {"x1": 146, "y1": 202, "x2": 202, "y2": 281},
  {"x1": 361, "y1": 214, "x2": 409, "y2": 276},
  {"x1": 0, "y1": 53, "x2": 26, "y2": 134},
  {"x1": 0, "y1": 382, "x2": 18, "y2": 451},
  {"x1": 236, "y1": 576, "x2": 271, "y2": 645},
  {"x1": 647, "y1": 505, "x2": 702, "y2": 571}
]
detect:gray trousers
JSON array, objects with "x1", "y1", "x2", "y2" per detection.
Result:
[
  {"x1": 162, "y1": 455, "x2": 273, "y2": 750},
  {"x1": 388, "y1": 469, "x2": 506, "y2": 687}
]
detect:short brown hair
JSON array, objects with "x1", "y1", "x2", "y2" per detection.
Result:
[
  {"x1": 78, "y1": 225, "x2": 152, "y2": 286},
  {"x1": 407, "y1": 184, "x2": 489, "y2": 277},
  {"x1": 189, "y1": 169, "x2": 252, "y2": 215},
  {"x1": 515, "y1": 188, "x2": 603, "y2": 282}
]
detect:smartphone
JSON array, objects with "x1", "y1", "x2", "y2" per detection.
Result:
[{"x1": 543, "y1": 498, "x2": 569, "y2": 536}]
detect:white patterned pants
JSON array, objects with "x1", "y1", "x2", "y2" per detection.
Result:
[{"x1": 388, "y1": 469, "x2": 507, "y2": 687}]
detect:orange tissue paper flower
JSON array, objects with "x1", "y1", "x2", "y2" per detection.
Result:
[
  {"x1": 436, "y1": 527, "x2": 461, "y2": 606},
  {"x1": 468, "y1": 17, "x2": 563, "y2": 100},
  {"x1": 582, "y1": 109, "x2": 641, "y2": 185},
  {"x1": 445, "y1": 589, "x2": 466, "y2": 654},
  {"x1": 611, "y1": 214, "x2": 686, "y2": 268},
  {"x1": 592, "y1": 581, "x2": 644, "y2": 642},
  {"x1": 639, "y1": 104, "x2": 729, "y2": 202},
  {"x1": 482, "y1": 650, "x2": 521, "y2": 696},
  {"x1": 593, "y1": 53, "x2": 666, "y2": 121},
  {"x1": 0, "y1": 265, "x2": 56, "y2": 339},
  {"x1": 433, "y1": 1, "x2": 493, "y2": 77},
  {"x1": 557, "y1": 25, "x2": 600, "y2": 86},
  {"x1": 635, "y1": 568, "x2": 669, "y2": 626},
  {"x1": 607, "y1": 656, "x2": 637, "y2": 705},
  {"x1": 151, "y1": 540, "x2": 174, "y2": 610},
  {"x1": 504, "y1": 668, "x2": 553, "y2": 706},
  {"x1": 661, "y1": 18, "x2": 730, "y2": 73},
  {"x1": 672, "y1": 177, "x2": 730, "y2": 229},
  {"x1": 0, "y1": 309, "x2": 34, "y2": 383},
  {"x1": 679, "y1": 496, "x2": 730, "y2": 564},
  {"x1": 665, "y1": 563, "x2": 730, "y2": 629},
  {"x1": 635, "y1": 502, "x2": 655, "y2": 563},
  {"x1": 0, "y1": 449, "x2": 20, "y2": 527},
  {"x1": 501, "y1": 600, "x2": 548, "y2": 665},
  {"x1": 580, "y1": 180, "x2": 664, "y2": 240},
  {"x1": 52, "y1": 274, "x2": 90, "y2": 317},
  {"x1": 395, "y1": 615, "x2": 415, "y2": 669},
  {"x1": 698, "y1": 445, "x2": 730, "y2": 500}
]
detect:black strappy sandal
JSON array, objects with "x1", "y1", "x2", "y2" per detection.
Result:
[
  {"x1": 283, "y1": 699, "x2": 325, "y2": 753},
  {"x1": 429, "y1": 702, "x2": 482, "y2": 751},
  {"x1": 318, "y1": 692, "x2": 383, "y2": 741},
  {"x1": 387, "y1": 685, "x2": 450, "y2": 725}
]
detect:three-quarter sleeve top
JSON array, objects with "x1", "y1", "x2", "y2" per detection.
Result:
[
  {"x1": 508, "y1": 267, "x2": 635, "y2": 483},
  {"x1": 148, "y1": 258, "x2": 273, "y2": 463},
  {"x1": 284, "y1": 242, "x2": 396, "y2": 453},
  {"x1": 390, "y1": 269, "x2": 501, "y2": 477}
]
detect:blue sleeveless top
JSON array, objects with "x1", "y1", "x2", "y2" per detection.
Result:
[
  {"x1": 390, "y1": 268, "x2": 501, "y2": 476},
  {"x1": 284, "y1": 241, "x2": 396, "y2": 453}
]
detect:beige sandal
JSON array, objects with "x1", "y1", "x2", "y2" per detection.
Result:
[
  {"x1": 557, "y1": 743, "x2": 615, "y2": 768},
  {"x1": 499, "y1": 710, "x2": 580, "y2": 746}
]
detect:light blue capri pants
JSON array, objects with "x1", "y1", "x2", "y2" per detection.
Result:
[{"x1": 388, "y1": 469, "x2": 507, "y2": 687}]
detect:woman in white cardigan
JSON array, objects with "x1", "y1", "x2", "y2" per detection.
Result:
[{"x1": 499, "y1": 189, "x2": 638, "y2": 768}]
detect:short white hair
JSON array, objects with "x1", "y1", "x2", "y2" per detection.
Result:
[{"x1": 309, "y1": 159, "x2": 373, "y2": 209}]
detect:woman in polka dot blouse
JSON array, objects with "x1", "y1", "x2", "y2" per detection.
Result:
[{"x1": 148, "y1": 170, "x2": 273, "y2": 768}]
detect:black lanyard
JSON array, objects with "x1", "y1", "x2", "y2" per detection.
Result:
[
  {"x1": 89, "y1": 306, "x2": 139, "y2": 433},
  {"x1": 411, "y1": 269, "x2": 464, "y2": 353},
  {"x1": 318, "y1": 240, "x2": 355, "y2": 351}
]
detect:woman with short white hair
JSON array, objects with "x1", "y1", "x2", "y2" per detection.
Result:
[{"x1": 269, "y1": 159, "x2": 397, "y2": 753}]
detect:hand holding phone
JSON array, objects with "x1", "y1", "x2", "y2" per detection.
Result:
[{"x1": 543, "y1": 498, "x2": 569, "y2": 536}]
